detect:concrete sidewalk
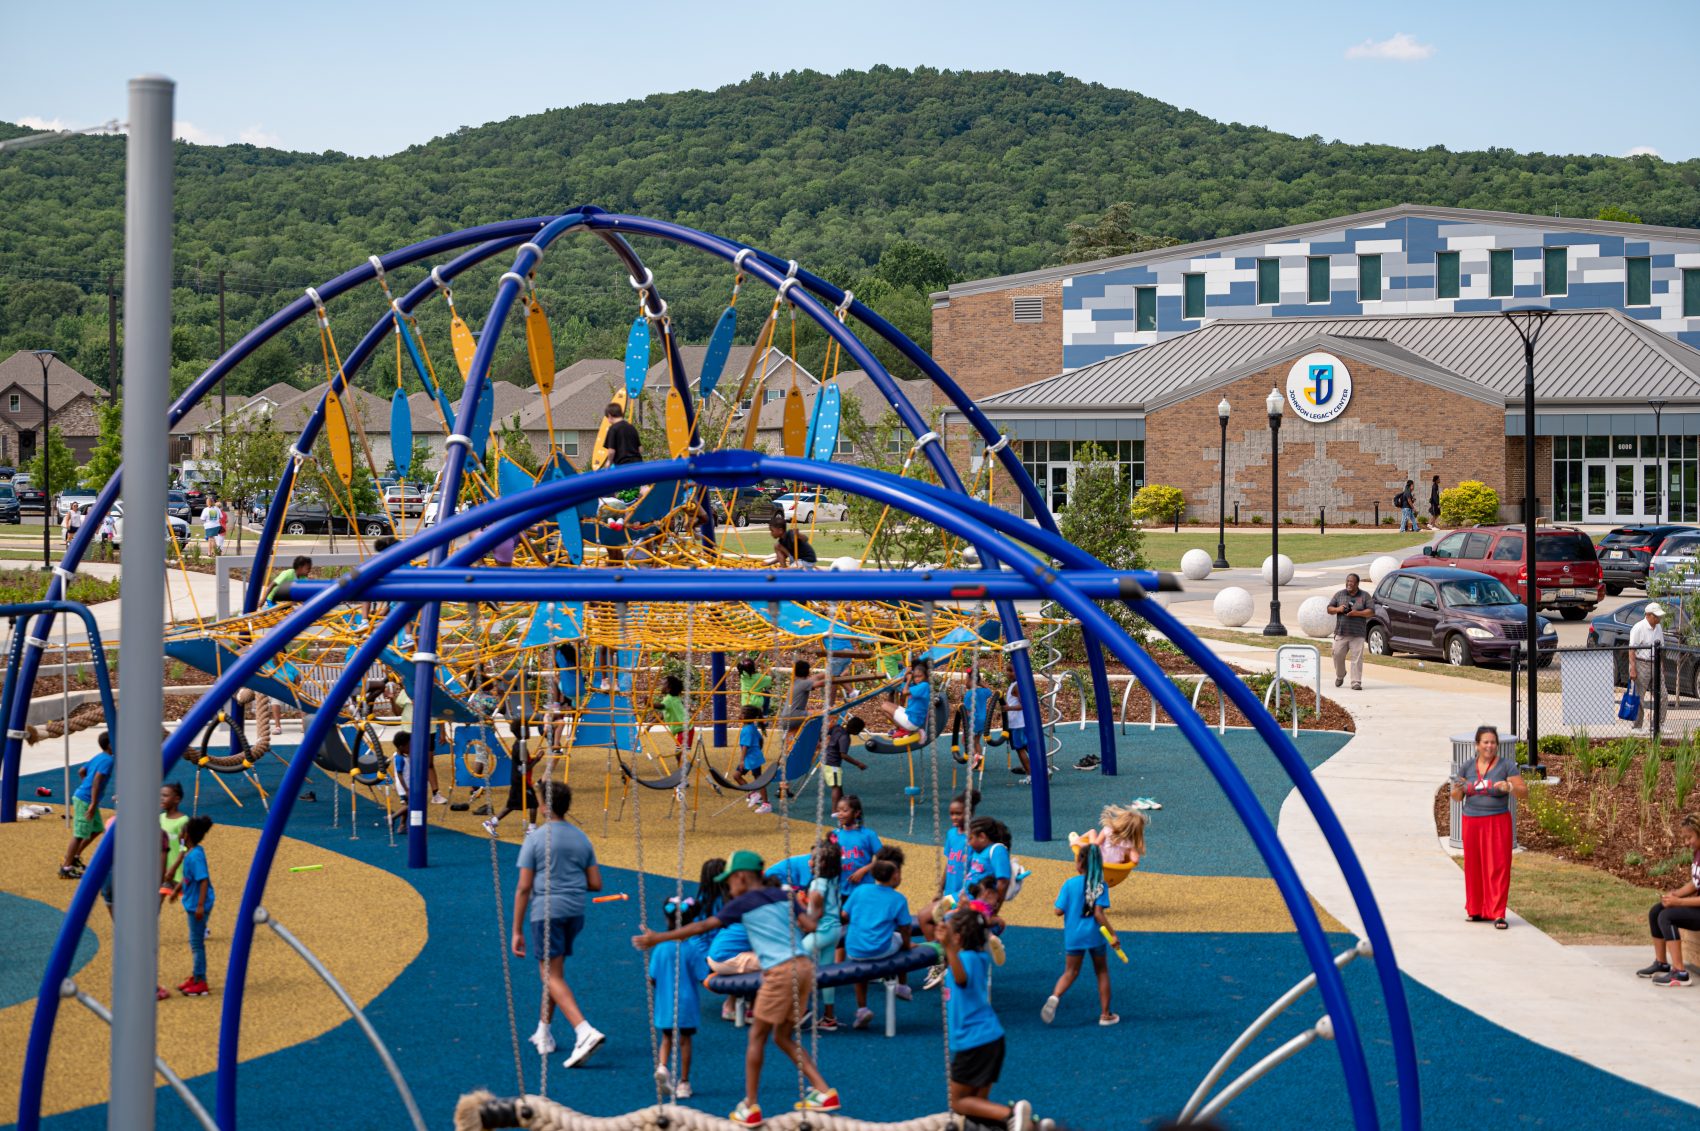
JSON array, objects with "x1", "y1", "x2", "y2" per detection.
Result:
[{"x1": 1240, "y1": 641, "x2": 1700, "y2": 1107}]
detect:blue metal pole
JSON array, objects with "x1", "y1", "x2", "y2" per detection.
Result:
[
  {"x1": 0, "y1": 601, "x2": 119, "y2": 821},
  {"x1": 710, "y1": 650, "x2": 728, "y2": 748}
]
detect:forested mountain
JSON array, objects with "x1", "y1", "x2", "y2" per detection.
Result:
[{"x1": 3, "y1": 66, "x2": 1696, "y2": 398}]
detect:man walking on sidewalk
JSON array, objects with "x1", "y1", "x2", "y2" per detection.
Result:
[
  {"x1": 1328, "y1": 573, "x2": 1373, "y2": 691},
  {"x1": 1631, "y1": 602, "x2": 1666, "y2": 733}
]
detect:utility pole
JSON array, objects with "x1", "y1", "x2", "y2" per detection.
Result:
[{"x1": 106, "y1": 273, "x2": 118, "y2": 403}]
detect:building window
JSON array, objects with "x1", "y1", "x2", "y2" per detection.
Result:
[
  {"x1": 837, "y1": 434, "x2": 855, "y2": 456},
  {"x1": 1627, "y1": 257, "x2": 1652, "y2": 306},
  {"x1": 1011, "y1": 296, "x2": 1044, "y2": 323},
  {"x1": 1306, "y1": 257, "x2": 1330, "y2": 303},
  {"x1": 1135, "y1": 287, "x2": 1157, "y2": 332},
  {"x1": 1543, "y1": 247, "x2": 1569, "y2": 296},
  {"x1": 1436, "y1": 251, "x2": 1460, "y2": 299},
  {"x1": 1489, "y1": 249, "x2": 1513, "y2": 297},
  {"x1": 559, "y1": 432, "x2": 579, "y2": 457},
  {"x1": 1685, "y1": 269, "x2": 1700, "y2": 318},
  {"x1": 1017, "y1": 438, "x2": 1144, "y2": 519},
  {"x1": 6, "y1": 394, "x2": 18, "y2": 413},
  {"x1": 1256, "y1": 259, "x2": 1279, "y2": 305},
  {"x1": 1182, "y1": 273, "x2": 1205, "y2": 320},
  {"x1": 1358, "y1": 254, "x2": 1382, "y2": 302}
]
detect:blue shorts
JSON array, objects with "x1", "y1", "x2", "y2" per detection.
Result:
[
  {"x1": 1010, "y1": 728, "x2": 1027, "y2": 750},
  {"x1": 1065, "y1": 944, "x2": 1107, "y2": 958},
  {"x1": 530, "y1": 914, "x2": 585, "y2": 961}
]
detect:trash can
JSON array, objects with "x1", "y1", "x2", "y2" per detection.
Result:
[{"x1": 1449, "y1": 732, "x2": 1518, "y2": 850}]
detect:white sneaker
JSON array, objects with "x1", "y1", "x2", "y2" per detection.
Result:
[
  {"x1": 655, "y1": 1063, "x2": 673, "y2": 1091},
  {"x1": 564, "y1": 1026, "x2": 605, "y2": 1068},
  {"x1": 431, "y1": 792, "x2": 448, "y2": 805},
  {"x1": 922, "y1": 964, "x2": 946, "y2": 991},
  {"x1": 529, "y1": 1026, "x2": 557, "y2": 1055},
  {"x1": 524, "y1": 822, "x2": 536, "y2": 834},
  {"x1": 676, "y1": 1082, "x2": 692, "y2": 1100},
  {"x1": 1041, "y1": 995, "x2": 1058, "y2": 1024},
  {"x1": 754, "y1": 803, "x2": 772, "y2": 814},
  {"x1": 482, "y1": 817, "x2": 499, "y2": 835}
]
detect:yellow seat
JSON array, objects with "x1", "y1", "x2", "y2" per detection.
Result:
[{"x1": 1068, "y1": 831, "x2": 1138, "y2": 888}]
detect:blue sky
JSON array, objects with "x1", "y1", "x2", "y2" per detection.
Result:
[{"x1": 2, "y1": 0, "x2": 1695, "y2": 160}]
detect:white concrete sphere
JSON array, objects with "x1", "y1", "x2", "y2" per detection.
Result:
[
  {"x1": 1214, "y1": 586, "x2": 1255, "y2": 628},
  {"x1": 1298, "y1": 595, "x2": 1334, "y2": 639},
  {"x1": 1369, "y1": 555, "x2": 1401, "y2": 584},
  {"x1": 1260, "y1": 554, "x2": 1295, "y2": 586},
  {"x1": 829, "y1": 556, "x2": 862, "y2": 572},
  {"x1": 1180, "y1": 548, "x2": 1214, "y2": 580}
]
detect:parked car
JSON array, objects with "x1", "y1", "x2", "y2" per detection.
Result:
[
  {"x1": 0, "y1": 483, "x2": 19, "y2": 524},
  {"x1": 111, "y1": 502, "x2": 191, "y2": 547},
  {"x1": 167, "y1": 489, "x2": 193, "y2": 521},
  {"x1": 1587, "y1": 598, "x2": 1700, "y2": 694},
  {"x1": 382, "y1": 483, "x2": 428, "y2": 516},
  {"x1": 775, "y1": 492, "x2": 848, "y2": 523},
  {"x1": 14, "y1": 477, "x2": 46, "y2": 514},
  {"x1": 280, "y1": 503, "x2": 393, "y2": 538},
  {"x1": 1596, "y1": 524, "x2": 1697, "y2": 595},
  {"x1": 0, "y1": 466, "x2": 15, "y2": 480},
  {"x1": 714, "y1": 485, "x2": 783, "y2": 527},
  {"x1": 1406, "y1": 525, "x2": 1602, "y2": 620},
  {"x1": 1648, "y1": 532, "x2": 1700, "y2": 592},
  {"x1": 55, "y1": 490, "x2": 98, "y2": 521},
  {"x1": 1367, "y1": 566, "x2": 1557, "y2": 667}
]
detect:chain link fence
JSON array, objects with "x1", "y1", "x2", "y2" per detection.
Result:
[{"x1": 1511, "y1": 642, "x2": 1700, "y2": 752}]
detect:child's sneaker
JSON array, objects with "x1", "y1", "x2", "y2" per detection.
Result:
[
  {"x1": 852, "y1": 1007, "x2": 874, "y2": 1029},
  {"x1": 431, "y1": 792, "x2": 449, "y2": 805},
  {"x1": 721, "y1": 999, "x2": 735, "y2": 1021},
  {"x1": 155, "y1": 985, "x2": 170, "y2": 1002},
  {"x1": 987, "y1": 935, "x2": 1006, "y2": 966},
  {"x1": 1040, "y1": 995, "x2": 1059, "y2": 1024},
  {"x1": 893, "y1": 983, "x2": 913, "y2": 1001},
  {"x1": 728, "y1": 1100, "x2": 763, "y2": 1126},
  {"x1": 1654, "y1": 969, "x2": 1692, "y2": 988},
  {"x1": 795, "y1": 1088, "x2": 840, "y2": 1113},
  {"x1": 482, "y1": 817, "x2": 500, "y2": 835},
  {"x1": 181, "y1": 978, "x2": 210, "y2": 997},
  {"x1": 922, "y1": 964, "x2": 947, "y2": 991},
  {"x1": 528, "y1": 1025, "x2": 556, "y2": 1055},
  {"x1": 563, "y1": 1025, "x2": 606, "y2": 1067},
  {"x1": 753, "y1": 803, "x2": 773, "y2": 814},
  {"x1": 654, "y1": 1063, "x2": 673, "y2": 1091},
  {"x1": 676, "y1": 1081, "x2": 692, "y2": 1099},
  {"x1": 745, "y1": 794, "x2": 759, "y2": 808},
  {"x1": 1010, "y1": 1099, "x2": 1035, "y2": 1131},
  {"x1": 816, "y1": 1015, "x2": 839, "y2": 1032}
]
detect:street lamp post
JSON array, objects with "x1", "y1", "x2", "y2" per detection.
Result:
[
  {"x1": 1214, "y1": 397, "x2": 1231, "y2": 569},
  {"x1": 1263, "y1": 386, "x2": 1287, "y2": 636},
  {"x1": 1502, "y1": 307, "x2": 1552, "y2": 775},
  {"x1": 30, "y1": 349, "x2": 56, "y2": 572},
  {"x1": 1650, "y1": 399, "x2": 1668, "y2": 524}
]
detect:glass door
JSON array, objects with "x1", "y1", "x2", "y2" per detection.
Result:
[
  {"x1": 1615, "y1": 463, "x2": 1638, "y2": 519},
  {"x1": 1644, "y1": 462, "x2": 1663, "y2": 523},
  {"x1": 1049, "y1": 464, "x2": 1071, "y2": 513},
  {"x1": 1583, "y1": 462, "x2": 1609, "y2": 522}
]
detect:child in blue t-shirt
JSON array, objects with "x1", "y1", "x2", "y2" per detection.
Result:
[
  {"x1": 178, "y1": 815, "x2": 216, "y2": 996},
  {"x1": 734, "y1": 706, "x2": 772, "y2": 813},
  {"x1": 941, "y1": 903, "x2": 1031, "y2": 1130},
  {"x1": 62, "y1": 731, "x2": 115, "y2": 879},
  {"x1": 831, "y1": 794, "x2": 882, "y2": 890},
  {"x1": 649, "y1": 897, "x2": 712, "y2": 1099},
  {"x1": 952, "y1": 668, "x2": 996, "y2": 769},
  {"x1": 880, "y1": 658, "x2": 933, "y2": 737},
  {"x1": 843, "y1": 850, "x2": 914, "y2": 1028},
  {"x1": 1042, "y1": 843, "x2": 1118, "y2": 1026},
  {"x1": 920, "y1": 790, "x2": 980, "y2": 979}
]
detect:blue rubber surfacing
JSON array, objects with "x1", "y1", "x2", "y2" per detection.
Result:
[{"x1": 8, "y1": 727, "x2": 1697, "y2": 1130}]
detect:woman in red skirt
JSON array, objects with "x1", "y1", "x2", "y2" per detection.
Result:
[{"x1": 1450, "y1": 725, "x2": 1526, "y2": 929}]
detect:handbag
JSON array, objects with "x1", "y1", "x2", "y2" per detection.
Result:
[{"x1": 1619, "y1": 680, "x2": 1642, "y2": 722}]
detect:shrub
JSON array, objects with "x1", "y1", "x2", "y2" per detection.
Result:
[
  {"x1": 1131, "y1": 484, "x2": 1186, "y2": 525},
  {"x1": 1610, "y1": 738, "x2": 1641, "y2": 786},
  {"x1": 1538, "y1": 733, "x2": 1569, "y2": 758},
  {"x1": 1572, "y1": 730, "x2": 1598, "y2": 777},
  {"x1": 1675, "y1": 739, "x2": 1697, "y2": 809},
  {"x1": 1439, "y1": 480, "x2": 1500, "y2": 527},
  {"x1": 1525, "y1": 783, "x2": 1594, "y2": 856}
]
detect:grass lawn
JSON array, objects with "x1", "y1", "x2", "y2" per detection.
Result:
[
  {"x1": 1453, "y1": 850, "x2": 1654, "y2": 944},
  {"x1": 1137, "y1": 530, "x2": 1424, "y2": 571}
]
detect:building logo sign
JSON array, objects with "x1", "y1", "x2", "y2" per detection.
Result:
[{"x1": 1285, "y1": 352, "x2": 1353, "y2": 424}]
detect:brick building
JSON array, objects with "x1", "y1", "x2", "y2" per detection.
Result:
[
  {"x1": 0, "y1": 351, "x2": 105, "y2": 467},
  {"x1": 933, "y1": 205, "x2": 1700, "y2": 525}
]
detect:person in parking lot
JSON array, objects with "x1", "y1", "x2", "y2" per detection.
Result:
[
  {"x1": 1395, "y1": 480, "x2": 1418, "y2": 533},
  {"x1": 1428, "y1": 475, "x2": 1442, "y2": 528},
  {"x1": 1631, "y1": 602, "x2": 1666, "y2": 733},
  {"x1": 1327, "y1": 573, "x2": 1373, "y2": 690}
]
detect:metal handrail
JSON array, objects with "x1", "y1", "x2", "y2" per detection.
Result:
[{"x1": 61, "y1": 979, "x2": 218, "y2": 1131}]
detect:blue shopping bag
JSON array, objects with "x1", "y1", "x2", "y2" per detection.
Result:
[{"x1": 1618, "y1": 680, "x2": 1641, "y2": 722}]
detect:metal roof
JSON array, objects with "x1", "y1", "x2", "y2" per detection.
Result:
[
  {"x1": 979, "y1": 309, "x2": 1700, "y2": 412},
  {"x1": 936, "y1": 203, "x2": 1700, "y2": 299}
]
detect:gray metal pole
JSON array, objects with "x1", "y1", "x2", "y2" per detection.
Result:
[{"x1": 111, "y1": 73, "x2": 173, "y2": 1131}]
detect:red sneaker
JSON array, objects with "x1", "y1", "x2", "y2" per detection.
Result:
[
  {"x1": 155, "y1": 986, "x2": 170, "y2": 1002},
  {"x1": 181, "y1": 979, "x2": 210, "y2": 997}
]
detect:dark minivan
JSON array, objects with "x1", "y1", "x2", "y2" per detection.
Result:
[
  {"x1": 1367, "y1": 566, "x2": 1557, "y2": 667},
  {"x1": 1597, "y1": 524, "x2": 1696, "y2": 594}
]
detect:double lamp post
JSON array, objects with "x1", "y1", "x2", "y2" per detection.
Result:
[{"x1": 1212, "y1": 389, "x2": 1287, "y2": 636}]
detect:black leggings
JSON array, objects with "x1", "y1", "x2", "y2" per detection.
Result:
[{"x1": 1647, "y1": 902, "x2": 1700, "y2": 942}]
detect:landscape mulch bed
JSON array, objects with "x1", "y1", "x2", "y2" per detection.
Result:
[{"x1": 1433, "y1": 740, "x2": 1698, "y2": 888}]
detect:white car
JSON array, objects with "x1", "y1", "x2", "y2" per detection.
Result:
[
  {"x1": 775, "y1": 492, "x2": 848, "y2": 523},
  {"x1": 111, "y1": 502, "x2": 191, "y2": 547},
  {"x1": 56, "y1": 490, "x2": 98, "y2": 520}
]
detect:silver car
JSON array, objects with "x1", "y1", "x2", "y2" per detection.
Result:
[{"x1": 1649, "y1": 532, "x2": 1700, "y2": 591}]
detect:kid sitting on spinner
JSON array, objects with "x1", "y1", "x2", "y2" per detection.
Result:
[
  {"x1": 649, "y1": 895, "x2": 711, "y2": 1098},
  {"x1": 843, "y1": 849, "x2": 914, "y2": 1028},
  {"x1": 880, "y1": 658, "x2": 933, "y2": 738},
  {"x1": 1042, "y1": 842, "x2": 1119, "y2": 1027},
  {"x1": 832, "y1": 794, "x2": 883, "y2": 890}
]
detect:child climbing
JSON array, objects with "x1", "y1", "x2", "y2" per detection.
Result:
[
  {"x1": 777, "y1": 659, "x2": 819, "y2": 744},
  {"x1": 634, "y1": 850, "x2": 842, "y2": 1124},
  {"x1": 484, "y1": 719, "x2": 542, "y2": 835},
  {"x1": 1004, "y1": 661, "x2": 1033, "y2": 782},
  {"x1": 952, "y1": 667, "x2": 996, "y2": 769},
  {"x1": 649, "y1": 895, "x2": 711, "y2": 1099},
  {"x1": 61, "y1": 731, "x2": 114, "y2": 880},
  {"x1": 737, "y1": 657, "x2": 773, "y2": 721},
  {"x1": 832, "y1": 794, "x2": 882, "y2": 889},
  {"x1": 940, "y1": 904, "x2": 1033, "y2": 1131},
  {"x1": 178, "y1": 815, "x2": 216, "y2": 997},
  {"x1": 657, "y1": 673, "x2": 692, "y2": 754},
  {"x1": 1042, "y1": 842, "x2": 1119, "y2": 1027},
  {"x1": 735, "y1": 706, "x2": 772, "y2": 813},
  {"x1": 844, "y1": 849, "x2": 914, "y2": 1028}
]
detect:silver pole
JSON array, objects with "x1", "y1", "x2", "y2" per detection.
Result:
[{"x1": 111, "y1": 73, "x2": 173, "y2": 1131}]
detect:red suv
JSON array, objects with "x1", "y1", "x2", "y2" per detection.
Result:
[{"x1": 1404, "y1": 525, "x2": 1602, "y2": 620}]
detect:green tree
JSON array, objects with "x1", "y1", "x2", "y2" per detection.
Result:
[
  {"x1": 383, "y1": 436, "x2": 435, "y2": 483},
  {"x1": 877, "y1": 241, "x2": 955, "y2": 293},
  {"x1": 1055, "y1": 442, "x2": 1148, "y2": 653},
  {"x1": 78, "y1": 398, "x2": 123, "y2": 492},
  {"x1": 1062, "y1": 202, "x2": 1182, "y2": 264},
  {"x1": 841, "y1": 405, "x2": 949, "y2": 568},
  {"x1": 492, "y1": 413, "x2": 539, "y2": 476},
  {"x1": 217, "y1": 415, "x2": 288, "y2": 552},
  {"x1": 1596, "y1": 205, "x2": 1643, "y2": 223},
  {"x1": 23, "y1": 426, "x2": 80, "y2": 498}
]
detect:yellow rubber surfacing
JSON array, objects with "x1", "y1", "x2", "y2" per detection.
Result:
[{"x1": 0, "y1": 817, "x2": 425, "y2": 1119}]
